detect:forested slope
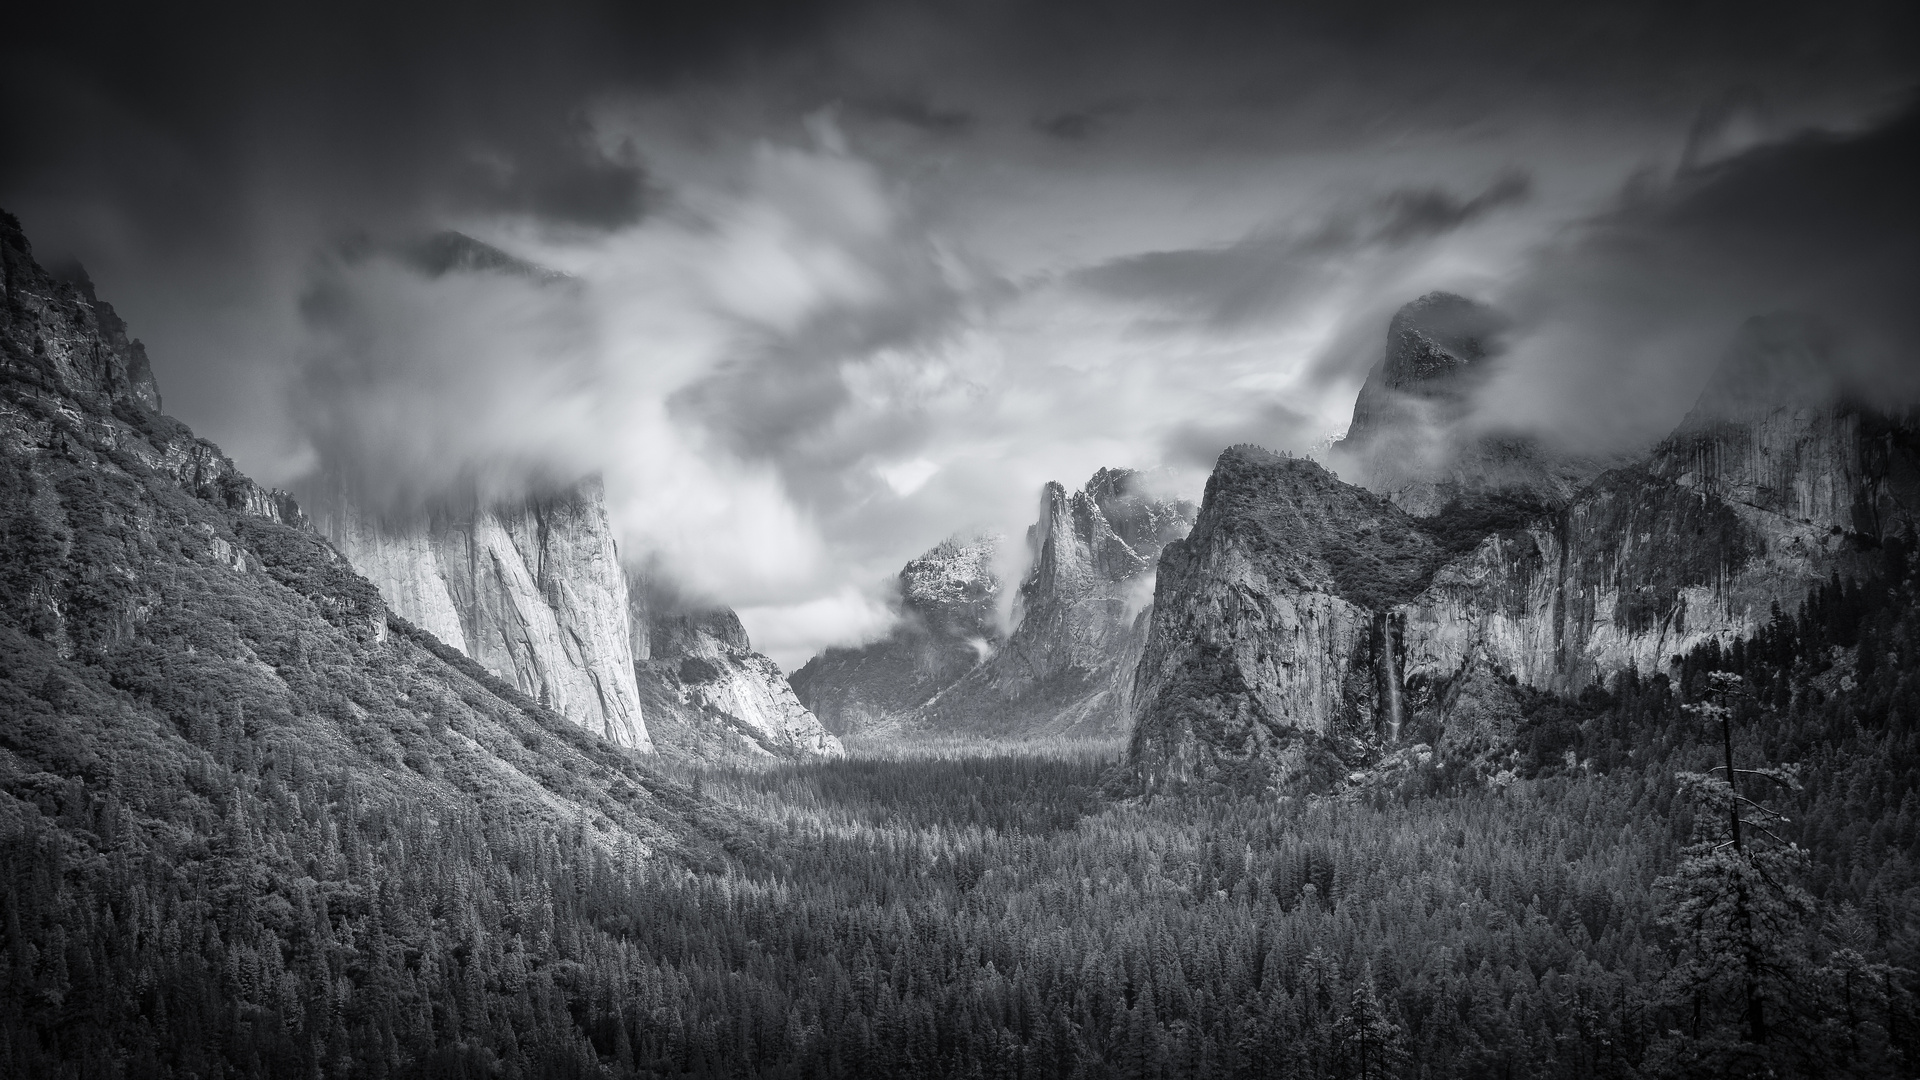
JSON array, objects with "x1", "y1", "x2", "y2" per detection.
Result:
[
  {"x1": 0, "y1": 209, "x2": 748, "y2": 1075},
  {"x1": 629, "y1": 538, "x2": 1918, "y2": 1079}
]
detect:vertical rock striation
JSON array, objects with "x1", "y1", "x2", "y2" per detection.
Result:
[
  {"x1": 914, "y1": 468, "x2": 1195, "y2": 738},
  {"x1": 1400, "y1": 315, "x2": 1920, "y2": 703},
  {"x1": 309, "y1": 480, "x2": 650, "y2": 749},
  {"x1": 1132, "y1": 306, "x2": 1920, "y2": 794},
  {"x1": 1128, "y1": 449, "x2": 1444, "y2": 791},
  {"x1": 1648, "y1": 314, "x2": 1920, "y2": 537}
]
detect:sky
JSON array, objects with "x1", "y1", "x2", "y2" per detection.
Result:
[{"x1": 4, "y1": 0, "x2": 1917, "y2": 667}]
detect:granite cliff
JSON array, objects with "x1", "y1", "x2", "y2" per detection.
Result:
[
  {"x1": 307, "y1": 480, "x2": 650, "y2": 749},
  {"x1": 301, "y1": 230, "x2": 856, "y2": 761},
  {"x1": 294, "y1": 231, "x2": 649, "y2": 749},
  {"x1": 789, "y1": 532, "x2": 1003, "y2": 739},
  {"x1": 629, "y1": 568, "x2": 842, "y2": 764},
  {"x1": 1132, "y1": 307, "x2": 1920, "y2": 794},
  {"x1": 1400, "y1": 315, "x2": 1919, "y2": 701},
  {"x1": 0, "y1": 206, "x2": 724, "y2": 852},
  {"x1": 1127, "y1": 449, "x2": 1445, "y2": 791},
  {"x1": 913, "y1": 468, "x2": 1195, "y2": 739}
]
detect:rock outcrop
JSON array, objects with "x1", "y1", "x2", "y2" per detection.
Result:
[
  {"x1": 915, "y1": 468, "x2": 1195, "y2": 738},
  {"x1": 789, "y1": 532, "x2": 1004, "y2": 739},
  {"x1": 1330, "y1": 291, "x2": 1600, "y2": 516},
  {"x1": 1128, "y1": 449, "x2": 1445, "y2": 791},
  {"x1": 307, "y1": 480, "x2": 650, "y2": 749},
  {"x1": 1, "y1": 214, "x2": 301, "y2": 530},
  {"x1": 630, "y1": 569, "x2": 842, "y2": 764},
  {"x1": 1649, "y1": 314, "x2": 1919, "y2": 538},
  {"x1": 1132, "y1": 308, "x2": 1920, "y2": 794},
  {"x1": 2, "y1": 248, "x2": 163, "y2": 415}
]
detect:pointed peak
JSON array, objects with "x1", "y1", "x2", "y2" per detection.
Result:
[{"x1": 1381, "y1": 292, "x2": 1506, "y2": 391}]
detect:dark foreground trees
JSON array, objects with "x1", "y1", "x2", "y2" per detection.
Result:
[{"x1": 4, "y1": 542, "x2": 1919, "y2": 1076}]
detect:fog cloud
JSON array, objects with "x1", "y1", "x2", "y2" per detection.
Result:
[
  {"x1": 1479, "y1": 104, "x2": 1920, "y2": 454},
  {"x1": 3, "y1": 0, "x2": 1913, "y2": 666}
]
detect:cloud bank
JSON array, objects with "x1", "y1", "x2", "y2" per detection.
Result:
[{"x1": 3, "y1": 0, "x2": 1914, "y2": 665}]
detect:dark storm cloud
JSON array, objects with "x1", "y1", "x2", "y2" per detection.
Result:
[
  {"x1": 1373, "y1": 173, "x2": 1532, "y2": 244},
  {"x1": 446, "y1": 136, "x2": 650, "y2": 230},
  {"x1": 1033, "y1": 100, "x2": 1139, "y2": 141},
  {"x1": 3, "y1": 0, "x2": 1914, "y2": 662},
  {"x1": 855, "y1": 96, "x2": 976, "y2": 135},
  {"x1": 6, "y1": 0, "x2": 1911, "y2": 245},
  {"x1": 0, "y1": 0, "x2": 840, "y2": 236},
  {"x1": 1074, "y1": 173, "x2": 1532, "y2": 328},
  {"x1": 1486, "y1": 100, "x2": 1920, "y2": 451},
  {"x1": 1161, "y1": 402, "x2": 1319, "y2": 470}
]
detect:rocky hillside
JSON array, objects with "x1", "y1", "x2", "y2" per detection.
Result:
[
  {"x1": 913, "y1": 468, "x2": 1195, "y2": 739},
  {"x1": 308, "y1": 479, "x2": 649, "y2": 748},
  {"x1": 0, "y1": 209, "x2": 761, "y2": 1074},
  {"x1": 628, "y1": 568, "x2": 842, "y2": 764},
  {"x1": 1132, "y1": 309, "x2": 1920, "y2": 794},
  {"x1": 0, "y1": 206, "x2": 721, "y2": 836},
  {"x1": 789, "y1": 532, "x2": 1003, "y2": 738}
]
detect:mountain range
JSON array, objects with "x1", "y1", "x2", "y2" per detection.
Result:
[
  {"x1": 792, "y1": 469, "x2": 1194, "y2": 742},
  {"x1": 1130, "y1": 295, "x2": 1920, "y2": 792},
  {"x1": 4, "y1": 206, "x2": 1916, "y2": 1076},
  {"x1": 298, "y1": 232, "x2": 840, "y2": 765}
]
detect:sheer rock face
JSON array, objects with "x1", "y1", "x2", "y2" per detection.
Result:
[
  {"x1": 788, "y1": 533, "x2": 1004, "y2": 739},
  {"x1": 914, "y1": 468, "x2": 1195, "y2": 738},
  {"x1": 628, "y1": 570, "x2": 841, "y2": 764},
  {"x1": 1649, "y1": 315, "x2": 1920, "y2": 537},
  {"x1": 1396, "y1": 467, "x2": 1846, "y2": 695},
  {"x1": 1404, "y1": 316, "x2": 1920, "y2": 701},
  {"x1": 1132, "y1": 313, "x2": 1920, "y2": 794},
  {"x1": 1128, "y1": 449, "x2": 1444, "y2": 792},
  {"x1": 1331, "y1": 292, "x2": 1598, "y2": 516},
  {"x1": 309, "y1": 480, "x2": 649, "y2": 750}
]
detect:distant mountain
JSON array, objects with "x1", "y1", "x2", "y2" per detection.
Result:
[
  {"x1": 1131, "y1": 308, "x2": 1920, "y2": 794},
  {"x1": 789, "y1": 532, "x2": 1003, "y2": 739},
  {"x1": 628, "y1": 567, "x2": 842, "y2": 764},
  {"x1": 793, "y1": 468, "x2": 1195, "y2": 743},
  {"x1": 913, "y1": 468, "x2": 1194, "y2": 739}
]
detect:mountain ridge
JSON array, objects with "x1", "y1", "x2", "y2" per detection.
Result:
[{"x1": 1130, "y1": 301, "x2": 1920, "y2": 794}]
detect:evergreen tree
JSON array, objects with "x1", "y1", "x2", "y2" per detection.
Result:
[
  {"x1": 1654, "y1": 673, "x2": 1817, "y2": 1076},
  {"x1": 1333, "y1": 965, "x2": 1406, "y2": 1080}
]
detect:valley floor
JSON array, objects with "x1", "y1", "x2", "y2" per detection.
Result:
[
  {"x1": 7, "y1": 548, "x2": 1920, "y2": 1079},
  {"x1": 633, "y1": 703, "x2": 1916, "y2": 1080}
]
